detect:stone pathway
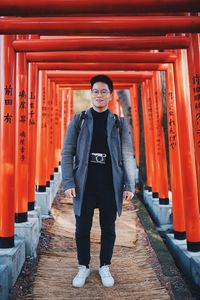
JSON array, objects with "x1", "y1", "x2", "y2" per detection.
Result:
[{"x1": 11, "y1": 190, "x2": 172, "y2": 300}]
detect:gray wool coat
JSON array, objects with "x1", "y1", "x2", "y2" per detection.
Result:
[{"x1": 61, "y1": 108, "x2": 136, "y2": 217}]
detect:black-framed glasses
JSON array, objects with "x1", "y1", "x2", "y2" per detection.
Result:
[{"x1": 91, "y1": 89, "x2": 110, "y2": 96}]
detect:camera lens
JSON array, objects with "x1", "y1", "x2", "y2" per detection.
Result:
[{"x1": 96, "y1": 155, "x2": 102, "y2": 162}]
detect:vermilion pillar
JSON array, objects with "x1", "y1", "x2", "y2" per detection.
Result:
[
  {"x1": 149, "y1": 75, "x2": 159, "y2": 197},
  {"x1": 61, "y1": 89, "x2": 67, "y2": 145},
  {"x1": 28, "y1": 62, "x2": 38, "y2": 210},
  {"x1": 174, "y1": 49, "x2": 200, "y2": 251},
  {"x1": 187, "y1": 33, "x2": 200, "y2": 203},
  {"x1": 35, "y1": 71, "x2": 48, "y2": 192},
  {"x1": 46, "y1": 77, "x2": 51, "y2": 187},
  {"x1": 130, "y1": 84, "x2": 140, "y2": 168},
  {"x1": 165, "y1": 63, "x2": 186, "y2": 240},
  {"x1": 0, "y1": 35, "x2": 16, "y2": 248},
  {"x1": 145, "y1": 80, "x2": 157, "y2": 192},
  {"x1": 151, "y1": 72, "x2": 169, "y2": 204},
  {"x1": 48, "y1": 79, "x2": 55, "y2": 182},
  {"x1": 148, "y1": 79, "x2": 159, "y2": 197},
  {"x1": 15, "y1": 36, "x2": 29, "y2": 223},
  {"x1": 108, "y1": 90, "x2": 119, "y2": 114},
  {"x1": 62, "y1": 88, "x2": 73, "y2": 138},
  {"x1": 141, "y1": 81, "x2": 152, "y2": 190},
  {"x1": 57, "y1": 85, "x2": 62, "y2": 167},
  {"x1": 54, "y1": 83, "x2": 60, "y2": 172},
  {"x1": 69, "y1": 88, "x2": 74, "y2": 121},
  {"x1": 117, "y1": 99, "x2": 122, "y2": 116}
]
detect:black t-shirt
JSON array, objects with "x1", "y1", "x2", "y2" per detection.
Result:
[{"x1": 85, "y1": 108, "x2": 113, "y2": 192}]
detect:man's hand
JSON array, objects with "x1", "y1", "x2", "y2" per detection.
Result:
[
  {"x1": 123, "y1": 191, "x2": 134, "y2": 202},
  {"x1": 64, "y1": 188, "x2": 76, "y2": 198}
]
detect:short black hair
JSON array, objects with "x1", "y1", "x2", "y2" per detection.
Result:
[{"x1": 90, "y1": 74, "x2": 113, "y2": 93}]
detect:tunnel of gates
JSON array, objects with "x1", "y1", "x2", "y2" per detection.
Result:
[{"x1": 0, "y1": 0, "x2": 200, "y2": 261}]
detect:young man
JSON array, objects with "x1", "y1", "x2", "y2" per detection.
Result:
[{"x1": 61, "y1": 74, "x2": 136, "y2": 288}]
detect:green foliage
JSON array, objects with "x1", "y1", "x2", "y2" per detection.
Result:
[{"x1": 74, "y1": 90, "x2": 91, "y2": 113}]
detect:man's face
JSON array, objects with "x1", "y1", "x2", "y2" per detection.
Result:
[{"x1": 91, "y1": 82, "x2": 112, "y2": 112}]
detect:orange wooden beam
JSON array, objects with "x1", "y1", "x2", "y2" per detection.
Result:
[
  {"x1": 58, "y1": 84, "x2": 133, "y2": 90},
  {"x1": 13, "y1": 36, "x2": 191, "y2": 52},
  {"x1": 0, "y1": 16, "x2": 200, "y2": 35},
  {"x1": 47, "y1": 71, "x2": 153, "y2": 84},
  {"x1": 26, "y1": 51, "x2": 177, "y2": 63},
  {"x1": 46, "y1": 71, "x2": 153, "y2": 78},
  {"x1": 37, "y1": 63, "x2": 168, "y2": 71},
  {"x1": 0, "y1": 0, "x2": 199, "y2": 15}
]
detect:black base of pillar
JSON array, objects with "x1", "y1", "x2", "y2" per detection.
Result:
[
  {"x1": 159, "y1": 198, "x2": 169, "y2": 205},
  {"x1": 46, "y1": 181, "x2": 50, "y2": 187},
  {"x1": 28, "y1": 202, "x2": 35, "y2": 211},
  {"x1": 152, "y1": 192, "x2": 159, "y2": 198},
  {"x1": 0, "y1": 236, "x2": 14, "y2": 248},
  {"x1": 146, "y1": 186, "x2": 152, "y2": 192},
  {"x1": 50, "y1": 174, "x2": 54, "y2": 180},
  {"x1": 54, "y1": 167, "x2": 59, "y2": 172},
  {"x1": 174, "y1": 231, "x2": 186, "y2": 240},
  {"x1": 187, "y1": 241, "x2": 200, "y2": 252},
  {"x1": 15, "y1": 212, "x2": 28, "y2": 223},
  {"x1": 36, "y1": 185, "x2": 46, "y2": 192}
]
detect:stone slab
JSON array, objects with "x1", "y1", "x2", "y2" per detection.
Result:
[
  {"x1": 15, "y1": 218, "x2": 40, "y2": 257},
  {"x1": 0, "y1": 264, "x2": 9, "y2": 300},
  {"x1": 28, "y1": 206, "x2": 42, "y2": 231},
  {"x1": 166, "y1": 233, "x2": 200, "y2": 287},
  {"x1": 143, "y1": 190, "x2": 172, "y2": 226},
  {"x1": 54, "y1": 171, "x2": 62, "y2": 194},
  {"x1": 0, "y1": 238, "x2": 25, "y2": 289},
  {"x1": 35, "y1": 189, "x2": 51, "y2": 215},
  {"x1": 50, "y1": 180, "x2": 56, "y2": 200},
  {"x1": 191, "y1": 256, "x2": 200, "y2": 287}
]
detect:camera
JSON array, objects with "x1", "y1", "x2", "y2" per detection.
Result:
[{"x1": 90, "y1": 152, "x2": 107, "y2": 164}]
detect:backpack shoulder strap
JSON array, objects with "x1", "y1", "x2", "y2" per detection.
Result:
[
  {"x1": 114, "y1": 114, "x2": 122, "y2": 138},
  {"x1": 76, "y1": 110, "x2": 87, "y2": 133}
]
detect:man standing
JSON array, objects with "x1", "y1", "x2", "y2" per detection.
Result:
[{"x1": 61, "y1": 75, "x2": 136, "y2": 288}]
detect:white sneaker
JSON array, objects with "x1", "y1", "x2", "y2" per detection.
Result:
[
  {"x1": 72, "y1": 265, "x2": 90, "y2": 288},
  {"x1": 99, "y1": 265, "x2": 114, "y2": 287}
]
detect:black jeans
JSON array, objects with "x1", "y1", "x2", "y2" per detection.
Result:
[{"x1": 75, "y1": 188, "x2": 117, "y2": 267}]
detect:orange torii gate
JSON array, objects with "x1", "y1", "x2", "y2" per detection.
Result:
[
  {"x1": 35, "y1": 71, "x2": 153, "y2": 194},
  {"x1": 45, "y1": 69, "x2": 170, "y2": 209},
  {"x1": 0, "y1": 10, "x2": 199, "y2": 262},
  {"x1": 10, "y1": 37, "x2": 194, "y2": 232},
  {"x1": 0, "y1": 2, "x2": 199, "y2": 295}
]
